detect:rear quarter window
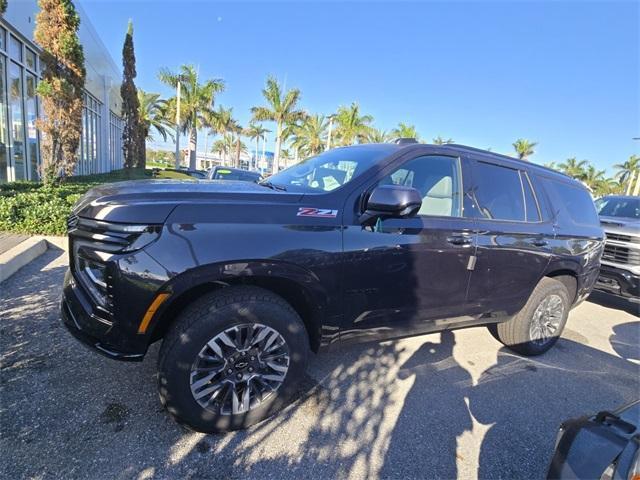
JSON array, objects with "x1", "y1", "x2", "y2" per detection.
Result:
[{"x1": 539, "y1": 176, "x2": 599, "y2": 227}]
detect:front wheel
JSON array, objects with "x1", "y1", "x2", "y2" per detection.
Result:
[
  {"x1": 157, "y1": 286, "x2": 309, "y2": 433},
  {"x1": 488, "y1": 277, "x2": 571, "y2": 356}
]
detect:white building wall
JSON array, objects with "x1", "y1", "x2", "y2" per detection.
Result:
[{"x1": 2, "y1": 0, "x2": 123, "y2": 179}]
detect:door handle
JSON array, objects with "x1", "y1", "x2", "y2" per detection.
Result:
[
  {"x1": 447, "y1": 235, "x2": 473, "y2": 246},
  {"x1": 532, "y1": 239, "x2": 548, "y2": 247}
]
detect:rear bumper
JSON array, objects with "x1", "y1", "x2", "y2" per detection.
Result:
[
  {"x1": 60, "y1": 269, "x2": 147, "y2": 361},
  {"x1": 594, "y1": 264, "x2": 640, "y2": 301}
]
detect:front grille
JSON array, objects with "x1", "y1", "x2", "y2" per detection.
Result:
[
  {"x1": 605, "y1": 233, "x2": 631, "y2": 243},
  {"x1": 602, "y1": 244, "x2": 640, "y2": 265}
]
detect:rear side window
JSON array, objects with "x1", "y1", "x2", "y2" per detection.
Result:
[
  {"x1": 466, "y1": 161, "x2": 525, "y2": 221},
  {"x1": 540, "y1": 177, "x2": 599, "y2": 226}
]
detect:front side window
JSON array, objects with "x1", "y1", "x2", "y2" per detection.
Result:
[
  {"x1": 378, "y1": 155, "x2": 462, "y2": 217},
  {"x1": 466, "y1": 162, "x2": 525, "y2": 221},
  {"x1": 265, "y1": 145, "x2": 396, "y2": 193}
]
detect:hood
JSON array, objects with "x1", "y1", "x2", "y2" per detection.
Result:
[
  {"x1": 73, "y1": 179, "x2": 304, "y2": 224},
  {"x1": 599, "y1": 215, "x2": 640, "y2": 237}
]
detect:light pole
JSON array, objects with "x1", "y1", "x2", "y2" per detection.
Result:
[
  {"x1": 326, "y1": 115, "x2": 335, "y2": 151},
  {"x1": 174, "y1": 81, "x2": 182, "y2": 169}
]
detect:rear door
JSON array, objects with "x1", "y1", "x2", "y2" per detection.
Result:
[{"x1": 463, "y1": 158, "x2": 554, "y2": 317}]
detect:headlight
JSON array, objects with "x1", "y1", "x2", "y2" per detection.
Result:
[{"x1": 75, "y1": 254, "x2": 111, "y2": 308}]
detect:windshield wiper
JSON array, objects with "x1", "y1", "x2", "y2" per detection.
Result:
[{"x1": 259, "y1": 181, "x2": 287, "y2": 191}]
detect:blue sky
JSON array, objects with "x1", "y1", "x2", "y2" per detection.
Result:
[{"x1": 80, "y1": 0, "x2": 639, "y2": 174}]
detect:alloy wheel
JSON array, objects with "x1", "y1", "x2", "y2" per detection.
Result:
[
  {"x1": 189, "y1": 323, "x2": 290, "y2": 415},
  {"x1": 529, "y1": 294, "x2": 565, "y2": 345}
]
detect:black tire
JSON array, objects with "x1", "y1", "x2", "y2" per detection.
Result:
[
  {"x1": 488, "y1": 277, "x2": 570, "y2": 356},
  {"x1": 157, "y1": 286, "x2": 309, "y2": 433}
]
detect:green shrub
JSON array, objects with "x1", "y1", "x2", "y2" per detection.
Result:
[{"x1": 0, "y1": 168, "x2": 154, "y2": 235}]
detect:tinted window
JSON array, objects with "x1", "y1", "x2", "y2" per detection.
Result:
[
  {"x1": 542, "y1": 178, "x2": 599, "y2": 226},
  {"x1": 213, "y1": 169, "x2": 243, "y2": 180},
  {"x1": 595, "y1": 197, "x2": 639, "y2": 220},
  {"x1": 466, "y1": 162, "x2": 525, "y2": 221},
  {"x1": 521, "y1": 172, "x2": 541, "y2": 222},
  {"x1": 379, "y1": 156, "x2": 461, "y2": 217}
]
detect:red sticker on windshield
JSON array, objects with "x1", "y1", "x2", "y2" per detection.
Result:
[{"x1": 297, "y1": 208, "x2": 338, "y2": 218}]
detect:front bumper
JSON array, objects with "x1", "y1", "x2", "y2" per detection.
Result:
[
  {"x1": 60, "y1": 269, "x2": 147, "y2": 361},
  {"x1": 595, "y1": 264, "x2": 640, "y2": 301}
]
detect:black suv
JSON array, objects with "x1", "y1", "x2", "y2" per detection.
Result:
[{"x1": 62, "y1": 142, "x2": 604, "y2": 432}]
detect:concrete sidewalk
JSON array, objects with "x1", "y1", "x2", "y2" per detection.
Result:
[{"x1": 0, "y1": 233, "x2": 66, "y2": 283}]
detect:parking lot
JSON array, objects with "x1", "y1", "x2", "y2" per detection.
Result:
[{"x1": 1, "y1": 246, "x2": 638, "y2": 480}]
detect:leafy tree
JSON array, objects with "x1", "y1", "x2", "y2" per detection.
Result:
[
  {"x1": 34, "y1": 0, "x2": 86, "y2": 183},
  {"x1": 391, "y1": 122, "x2": 420, "y2": 140},
  {"x1": 0, "y1": 0, "x2": 7, "y2": 15},
  {"x1": 433, "y1": 136, "x2": 454, "y2": 145},
  {"x1": 137, "y1": 89, "x2": 172, "y2": 142},
  {"x1": 288, "y1": 114, "x2": 327, "y2": 158},
  {"x1": 512, "y1": 138, "x2": 537, "y2": 160},
  {"x1": 120, "y1": 21, "x2": 144, "y2": 168},
  {"x1": 558, "y1": 157, "x2": 588, "y2": 179},
  {"x1": 159, "y1": 65, "x2": 224, "y2": 170},
  {"x1": 251, "y1": 76, "x2": 305, "y2": 173},
  {"x1": 334, "y1": 102, "x2": 373, "y2": 146},
  {"x1": 613, "y1": 154, "x2": 640, "y2": 191},
  {"x1": 365, "y1": 128, "x2": 391, "y2": 143}
]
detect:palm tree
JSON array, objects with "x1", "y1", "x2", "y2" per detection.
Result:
[
  {"x1": 289, "y1": 114, "x2": 328, "y2": 158},
  {"x1": 558, "y1": 157, "x2": 588, "y2": 179},
  {"x1": 211, "y1": 137, "x2": 230, "y2": 163},
  {"x1": 251, "y1": 76, "x2": 305, "y2": 173},
  {"x1": 433, "y1": 136, "x2": 454, "y2": 145},
  {"x1": 137, "y1": 89, "x2": 173, "y2": 142},
  {"x1": 158, "y1": 65, "x2": 224, "y2": 170},
  {"x1": 583, "y1": 165, "x2": 607, "y2": 191},
  {"x1": 613, "y1": 154, "x2": 640, "y2": 192},
  {"x1": 391, "y1": 122, "x2": 420, "y2": 140},
  {"x1": 245, "y1": 122, "x2": 270, "y2": 170},
  {"x1": 334, "y1": 102, "x2": 373, "y2": 146},
  {"x1": 365, "y1": 128, "x2": 391, "y2": 143},
  {"x1": 512, "y1": 138, "x2": 537, "y2": 160}
]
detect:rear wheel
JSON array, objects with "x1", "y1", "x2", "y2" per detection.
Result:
[
  {"x1": 158, "y1": 286, "x2": 309, "y2": 433},
  {"x1": 488, "y1": 277, "x2": 570, "y2": 356}
]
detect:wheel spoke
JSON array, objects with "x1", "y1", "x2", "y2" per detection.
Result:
[{"x1": 191, "y1": 322, "x2": 290, "y2": 416}]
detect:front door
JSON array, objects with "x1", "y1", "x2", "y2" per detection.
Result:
[{"x1": 340, "y1": 154, "x2": 478, "y2": 345}]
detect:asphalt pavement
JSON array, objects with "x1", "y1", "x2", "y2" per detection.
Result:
[{"x1": 1, "y1": 247, "x2": 638, "y2": 479}]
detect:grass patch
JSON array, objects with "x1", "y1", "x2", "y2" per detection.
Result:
[{"x1": 0, "y1": 168, "x2": 192, "y2": 235}]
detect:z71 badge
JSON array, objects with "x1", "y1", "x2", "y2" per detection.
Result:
[{"x1": 297, "y1": 207, "x2": 338, "y2": 218}]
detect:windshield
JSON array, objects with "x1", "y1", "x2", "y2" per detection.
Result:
[
  {"x1": 596, "y1": 197, "x2": 640, "y2": 219},
  {"x1": 263, "y1": 146, "x2": 396, "y2": 193}
]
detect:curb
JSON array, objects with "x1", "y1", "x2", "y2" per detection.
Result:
[{"x1": 0, "y1": 236, "x2": 67, "y2": 284}]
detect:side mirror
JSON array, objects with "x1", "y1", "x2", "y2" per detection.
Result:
[{"x1": 360, "y1": 185, "x2": 422, "y2": 224}]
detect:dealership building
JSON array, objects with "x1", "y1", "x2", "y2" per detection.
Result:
[{"x1": 1, "y1": 1, "x2": 124, "y2": 183}]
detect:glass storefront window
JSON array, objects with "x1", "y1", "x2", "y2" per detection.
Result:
[
  {"x1": 0, "y1": 57, "x2": 8, "y2": 182},
  {"x1": 25, "y1": 49, "x2": 36, "y2": 71},
  {"x1": 9, "y1": 35, "x2": 22, "y2": 62},
  {"x1": 25, "y1": 73, "x2": 39, "y2": 180},
  {"x1": 9, "y1": 62, "x2": 25, "y2": 180}
]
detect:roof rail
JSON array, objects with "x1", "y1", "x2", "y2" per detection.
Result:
[{"x1": 393, "y1": 138, "x2": 419, "y2": 145}]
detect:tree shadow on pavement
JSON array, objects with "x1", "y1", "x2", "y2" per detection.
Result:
[
  {"x1": 379, "y1": 330, "x2": 472, "y2": 479},
  {"x1": 2, "y1": 249, "x2": 640, "y2": 480}
]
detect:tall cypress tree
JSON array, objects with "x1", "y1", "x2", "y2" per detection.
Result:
[
  {"x1": 120, "y1": 20, "x2": 143, "y2": 169},
  {"x1": 34, "y1": 0, "x2": 86, "y2": 183}
]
